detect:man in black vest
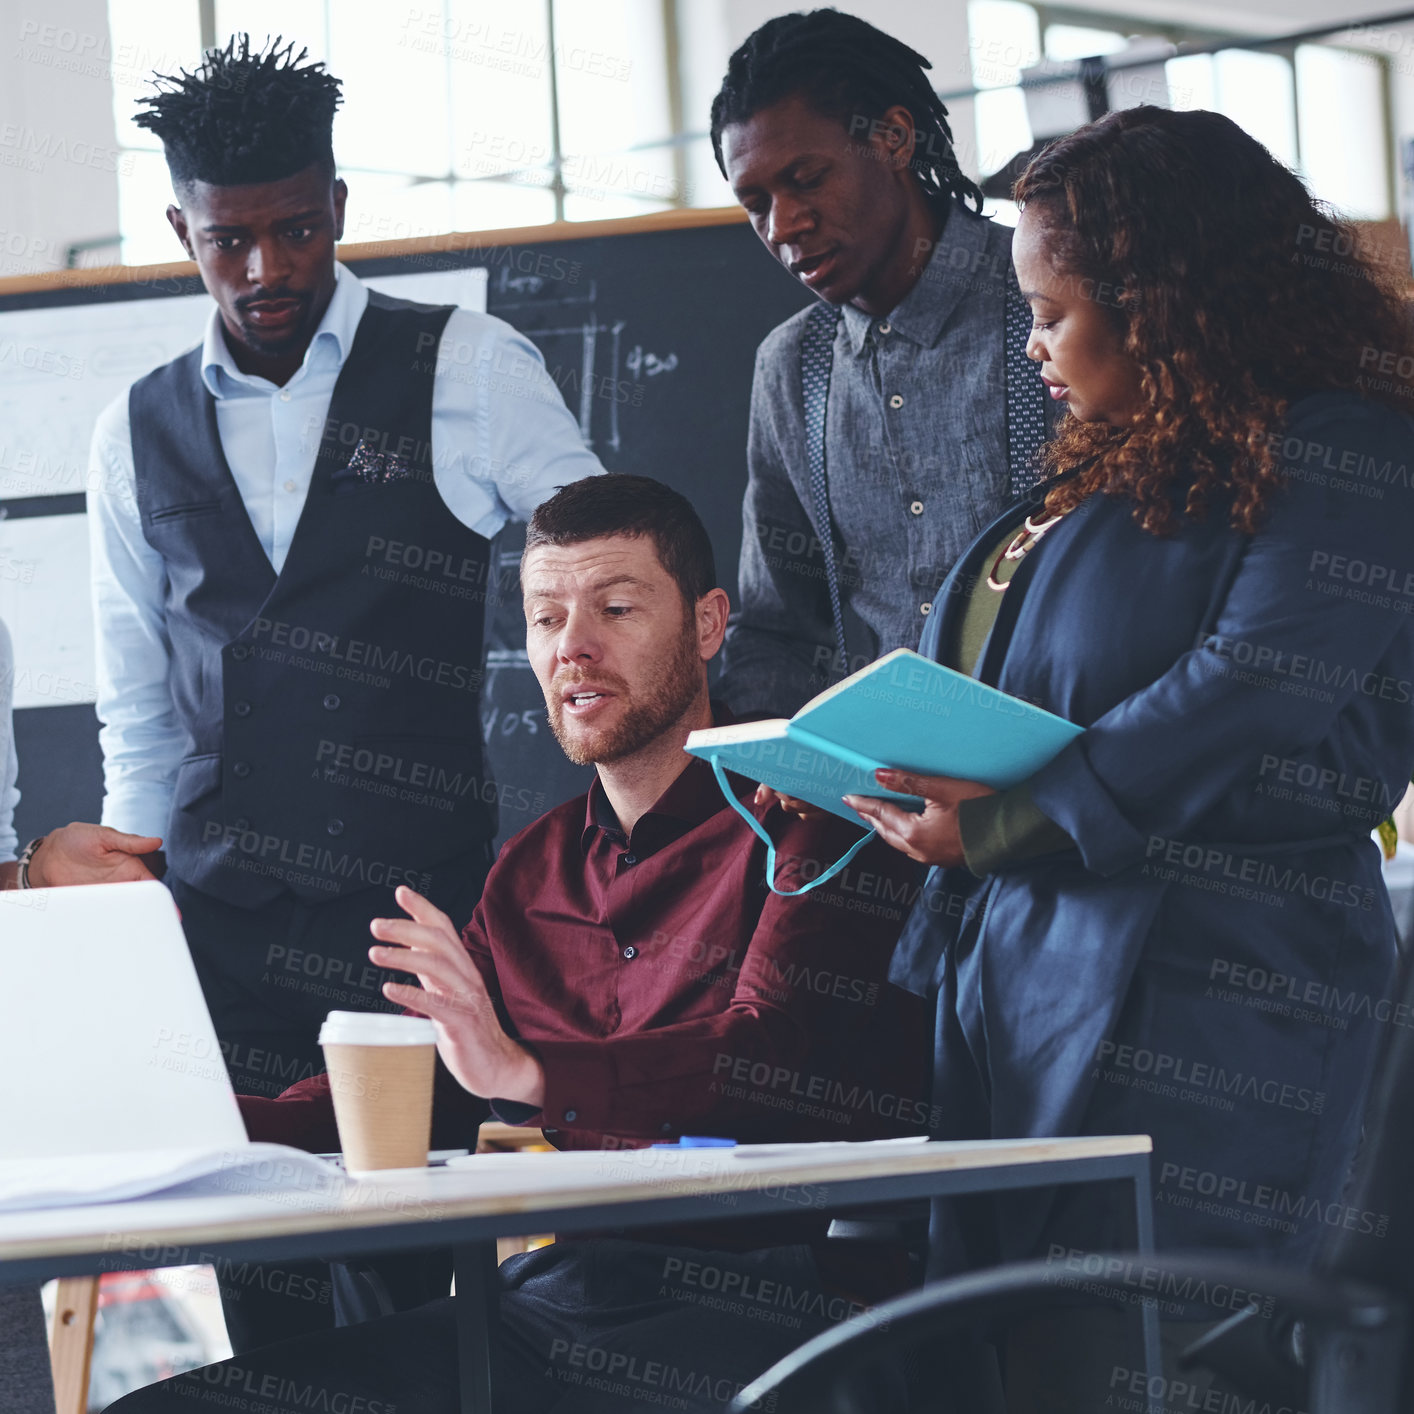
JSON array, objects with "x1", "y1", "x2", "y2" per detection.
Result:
[{"x1": 87, "y1": 35, "x2": 601, "y2": 1346}]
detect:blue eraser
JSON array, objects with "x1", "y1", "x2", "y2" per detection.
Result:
[{"x1": 650, "y1": 1135, "x2": 737, "y2": 1149}]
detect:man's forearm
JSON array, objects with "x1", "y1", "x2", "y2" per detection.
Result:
[
  {"x1": 240, "y1": 1059, "x2": 493, "y2": 1153},
  {"x1": 490, "y1": 1044, "x2": 545, "y2": 1109},
  {"x1": 88, "y1": 433, "x2": 184, "y2": 839}
]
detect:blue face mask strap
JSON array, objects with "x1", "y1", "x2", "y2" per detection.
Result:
[{"x1": 708, "y1": 755, "x2": 876, "y2": 897}]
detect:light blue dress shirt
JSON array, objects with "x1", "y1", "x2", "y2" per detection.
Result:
[
  {"x1": 0, "y1": 617, "x2": 18, "y2": 863},
  {"x1": 88, "y1": 263, "x2": 603, "y2": 838}
]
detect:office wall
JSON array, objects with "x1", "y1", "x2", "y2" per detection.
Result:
[
  {"x1": 1035, "y1": 0, "x2": 1414, "y2": 33},
  {"x1": 0, "y1": 0, "x2": 122, "y2": 277}
]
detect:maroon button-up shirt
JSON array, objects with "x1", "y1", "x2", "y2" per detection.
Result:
[{"x1": 240, "y1": 747, "x2": 931, "y2": 1156}]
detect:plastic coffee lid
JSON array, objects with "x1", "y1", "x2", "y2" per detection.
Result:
[{"x1": 319, "y1": 1010, "x2": 436, "y2": 1046}]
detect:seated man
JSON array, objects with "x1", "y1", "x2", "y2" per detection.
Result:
[{"x1": 112, "y1": 475, "x2": 931, "y2": 1414}]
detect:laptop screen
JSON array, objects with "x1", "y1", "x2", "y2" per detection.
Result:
[{"x1": 0, "y1": 880, "x2": 247, "y2": 1160}]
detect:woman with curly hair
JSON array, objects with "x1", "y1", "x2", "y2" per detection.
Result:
[{"x1": 845, "y1": 104, "x2": 1414, "y2": 1394}]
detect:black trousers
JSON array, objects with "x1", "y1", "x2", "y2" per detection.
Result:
[
  {"x1": 169, "y1": 844, "x2": 492, "y2": 1354},
  {"x1": 104, "y1": 1240, "x2": 856, "y2": 1414},
  {"x1": 171, "y1": 843, "x2": 492, "y2": 1100},
  {"x1": 0, "y1": 1284, "x2": 54, "y2": 1414}
]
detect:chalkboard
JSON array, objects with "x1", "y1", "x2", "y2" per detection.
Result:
[{"x1": 1, "y1": 211, "x2": 813, "y2": 850}]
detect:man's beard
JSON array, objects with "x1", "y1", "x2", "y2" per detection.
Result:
[
  {"x1": 547, "y1": 618, "x2": 703, "y2": 766},
  {"x1": 232, "y1": 291, "x2": 315, "y2": 356},
  {"x1": 238, "y1": 325, "x2": 307, "y2": 356}
]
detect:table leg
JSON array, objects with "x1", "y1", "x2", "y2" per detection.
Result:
[
  {"x1": 49, "y1": 1275, "x2": 100, "y2": 1414},
  {"x1": 1131, "y1": 1157, "x2": 1164, "y2": 1414},
  {"x1": 454, "y1": 1241, "x2": 500, "y2": 1414}
]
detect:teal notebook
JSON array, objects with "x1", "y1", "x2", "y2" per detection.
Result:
[{"x1": 687, "y1": 647, "x2": 1082, "y2": 830}]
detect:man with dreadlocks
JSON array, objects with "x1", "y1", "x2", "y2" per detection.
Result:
[
  {"x1": 86, "y1": 33, "x2": 601, "y2": 1347},
  {"x1": 712, "y1": 9, "x2": 1051, "y2": 720}
]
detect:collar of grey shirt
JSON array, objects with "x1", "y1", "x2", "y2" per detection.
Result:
[{"x1": 839, "y1": 202, "x2": 1010, "y2": 356}]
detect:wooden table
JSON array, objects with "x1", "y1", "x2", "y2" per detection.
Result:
[{"x1": 0, "y1": 1135, "x2": 1156, "y2": 1413}]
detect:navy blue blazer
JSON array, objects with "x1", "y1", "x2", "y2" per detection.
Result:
[{"x1": 894, "y1": 391, "x2": 1414, "y2": 1263}]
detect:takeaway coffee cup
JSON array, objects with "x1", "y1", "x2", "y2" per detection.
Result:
[{"x1": 319, "y1": 1011, "x2": 437, "y2": 1173}]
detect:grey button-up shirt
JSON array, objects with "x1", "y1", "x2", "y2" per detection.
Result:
[{"x1": 718, "y1": 202, "x2": 1026, "y2": 718}]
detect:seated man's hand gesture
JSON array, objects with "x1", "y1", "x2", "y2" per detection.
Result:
[{"x1": 369, "y1": 885, "x2": 545, "y2": 1109}]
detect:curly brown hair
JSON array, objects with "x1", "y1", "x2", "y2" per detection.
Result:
[{"x1": 1014, "y1": 105, "x2": 1414, "y2": 534}]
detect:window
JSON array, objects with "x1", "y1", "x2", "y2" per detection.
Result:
[
  {"x1": 107, "y1": 0, "x2": 679, "y2": 264},
  {"x1": 105, "y1": 1, "x2": 1399, "y2": 263},
  {"x1": 553, "y1": 0, "x2": 675, "y2": 220},
  {"x1": 1045, "y1": 25, "x2": 1127, "y2": 62},
  {"x1": 967, "y1": 2, "x2": 1394, "y2": 225},
  {"x1": 1295, "y1": 44, "x2": 1389, "y2": 221},
  {"x1": 107, "y1": 0, "x2": 202, "y2": 265},
  {"x1": 1168, "y1": 48, "x2": 1299, "y2": 170},
  {"x1": 968, "y1": 0, "x2": 1041, "y2": 224}
]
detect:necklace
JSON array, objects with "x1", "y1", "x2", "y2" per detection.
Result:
[{"x1": 985, "y1": 507, "x2": 1071, "y2": 592}]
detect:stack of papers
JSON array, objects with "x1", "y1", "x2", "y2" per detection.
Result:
[{"x1": 0, "y1": 1145, "x2": 342, "y2": 1211}]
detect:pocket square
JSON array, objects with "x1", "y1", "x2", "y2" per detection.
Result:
[{"x1": 334, "y1": 438, "x2": 417, "y2": 488}]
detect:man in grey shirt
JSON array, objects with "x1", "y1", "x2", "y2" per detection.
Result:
[{"x1": 711, "y1": 10, "x2": 1050, "y2": 717}]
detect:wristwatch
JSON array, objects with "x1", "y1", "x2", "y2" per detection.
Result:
[{"x1": 17, "y1": 835, "x2": 46, "y2": 889}]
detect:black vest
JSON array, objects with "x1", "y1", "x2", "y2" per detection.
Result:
[{"x1": 130, "y1": 291, "x2": 495, "y2": 906}]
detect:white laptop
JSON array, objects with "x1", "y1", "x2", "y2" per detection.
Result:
[{"x1": 0, "y1": 880, "x2": 337, "y2": 1209}]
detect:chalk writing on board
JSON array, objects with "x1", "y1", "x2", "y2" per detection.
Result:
[
  {"x1": 625, "y1": 346, "x2": 679, "y2": 379},
  {"x1": 488, "y1": 277, "x2": 670, "y2": 455},
  {"x1": 481, "y1": 706, "x2": 545, "y2": 738}
]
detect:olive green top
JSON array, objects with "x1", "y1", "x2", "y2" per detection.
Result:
[
  {"x1": 953, "y1": 522, "x2": 1022, "y2": 679},
  {"x1": 951, "y1": 522, "x2": 1075, "y2": 876}
]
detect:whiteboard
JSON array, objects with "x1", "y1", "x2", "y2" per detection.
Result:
[
  {"x1": 0, "y1": 514, "x2": 93, "y2": 708},
  {"x1": 0, "y1": 266, "x2": 488, "y2": 707}
]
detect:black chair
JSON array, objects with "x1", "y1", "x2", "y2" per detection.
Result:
[{"x1": 730, "y1": 945, "x2": 1414, "y2": 1414}]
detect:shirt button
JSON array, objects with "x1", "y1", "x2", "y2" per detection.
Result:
[
  {"x1": 234, "y1": 818, "x2": 250, "y2": 832},
  {"x1": 233, "y1": 700, "x2": 251, "y2": 717},
  {"x1": 323, "y1": 694, "x2": 341, "y2": 710},
  {"x1": 920, "y1": 602, "x2": 933, "y2": 616},
  {"x1": 878, "y1": 321, "x2": 892, "y2": 334},
  {"x1": 564, "y1": 1109, "x2": 578, "y2": 1123},
  {"x1": 889, "y1": 394, "x2": 904, "y2": 409},
  {"x1": 622, "y1": 945, "x2": 638, "y2": 960},
  {"x1": 284, "y1": 479, "x2": 297, "y2": 493},
  {"x1": 231, "y1": 645, "x2": 250, "y2": 661},
  {"x1": 279, "y1": 389, "x2": 292, "y2": 402},
  {"x1": 232, "y1": 761, "x2": 251, "y2": 778},
  {"x1": 622, "y1": 853, "x2": 638, "y2": 866},
  {"x1": 327, "y1": 818, "x2": 344, "y2": 836},
  {"x1": 660, "y1": 1123, "x2": 672, "y2": 1135},
  {"x1": 909, "y1": 500, "x2": 924, "y2": 516}
]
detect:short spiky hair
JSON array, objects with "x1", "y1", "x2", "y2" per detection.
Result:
[
  {"x1": 524, "y1": 476, "x2": 717, "y2": 607},
  {"x1": 135, "y1": 35, "x2": 342, "y2": 190},
  {"x1": 711, "y1": 9, "x2": 983, "y2": 214}
]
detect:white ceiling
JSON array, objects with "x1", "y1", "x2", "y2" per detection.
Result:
[{"x1": 1062, "y1": 0, "x2": 1413, "y2": 37}]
